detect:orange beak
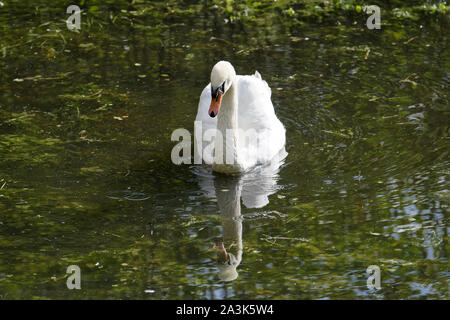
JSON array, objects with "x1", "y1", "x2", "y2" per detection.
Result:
[{"x1": 208, "y1": 93, "x2": 222, "y2": 118}]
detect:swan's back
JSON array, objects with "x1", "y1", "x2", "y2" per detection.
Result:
[{"x1": 234, "y1": 73, "x2": 276, "y2": 132}]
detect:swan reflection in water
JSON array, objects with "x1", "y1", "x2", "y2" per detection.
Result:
[{"x1": 196, "y1": 149, "x2": 287, "y2": 281}]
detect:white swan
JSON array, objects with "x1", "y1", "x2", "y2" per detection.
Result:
[{"x1": 195, "y1": 61, "x2": 286, "y2": 174}]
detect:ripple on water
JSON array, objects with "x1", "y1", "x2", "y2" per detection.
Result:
[
  {"x1": 106, "y1": 190, "x2": 151, "y2": 201},
  {"x1": 393, "y1": 222, "x2": 422, "y2": 233}
]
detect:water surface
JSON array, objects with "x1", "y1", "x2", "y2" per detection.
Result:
[{"x1": 0, "y1": 1, "x2": 448, "y2": 299}]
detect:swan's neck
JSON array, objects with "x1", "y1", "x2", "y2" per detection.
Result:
[{"x1": 214, "y1": 80, "x2": 240, "y2": 170}]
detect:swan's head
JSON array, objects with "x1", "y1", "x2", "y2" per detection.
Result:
[{"x1": 208, "y1": 61, "x2": 236, "y2": 118}]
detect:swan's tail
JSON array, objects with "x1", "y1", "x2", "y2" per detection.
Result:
[{"x1": 254, "y1": 70, "x2": 262, "y2": 80}]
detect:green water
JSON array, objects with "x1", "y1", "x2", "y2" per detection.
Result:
[{"x1": 0, "y1": 1, "x2": 448, "y2": 299}]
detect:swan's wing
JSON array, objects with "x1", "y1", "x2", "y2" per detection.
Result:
[
  {"x1": 236, "y1": 74, "x2": 286, "y2": 165},
  {"x1": 236, "y1": 74, "x2": 277, "y2": 131}
]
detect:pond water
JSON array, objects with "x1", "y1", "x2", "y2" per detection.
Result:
[{"x1": 0, "y1": 1, "x2": 448, "y2": 299}]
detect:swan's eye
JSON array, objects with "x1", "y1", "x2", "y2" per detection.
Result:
[{"x1": 211, "y1": 82, "x2": 225, "y2": 101}]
